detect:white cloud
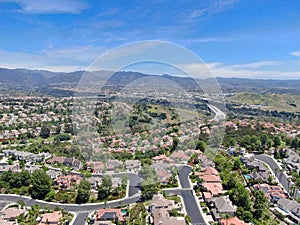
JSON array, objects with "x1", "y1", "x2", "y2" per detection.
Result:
[
  {"x1": 291, "y1": 51, "x2": 300, "y2": 58},
  {"x1": 185, "y1": 0, "x2": 239, "y2": 23},
  {"x1": 1, "y1": 46, "x2": 300, "y2": 80},
  {"x1": 0, "y1": 45, "x2": 107, "y2": 72},
  {"x1": 179, "y1": 61, "x2": 300, "y2": 79},
  {"x1": 210, "y1": 62, "x2": 300, "y2": 79},
  {"x1": 42, "y1": 46, "x2": 106, "y2": 62},
  {"x1": 214, "y1": 0, "x2": 239, "y2": 12},
  {"x1": 227, "y1": 61, "x2": 282, "y2": 70},
  {"x1": 0, "y1": 0, "x2": 88, "y2": 14},
  {"x1": 189, "y1": 9, "x2": 207, "y2": 19},
  {"x1": 185, "y1": 37, "x2": 234, "y2": 44}
]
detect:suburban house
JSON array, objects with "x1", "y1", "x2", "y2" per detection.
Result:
[
  {"x1": 125, "y1": 160, "x2": 141, "y2": 173},
  {"x1": 96, "y1": 208, "x2": 125, "y2": 222},
  {"x1": 152, "y1": 154, "x2": 169, "y2": 163},
  {"x1": 220, "y1": 216, "x2": 250, "y2": 225},
  {"x1": 151, "y1": 208, "x2": 186, "y2": 225},
  {"x1": 46, "y1": 156, "x2": 65, "y2": 165},
  {"x1": 23, "y1": 164, "x2": 41, "y2": 174},
  {"x1": 254, "y1": 183, "x2": 287, "y2": 202},
  {"x1": 155, "y1": 169, "x2": 172, "y2": 185},
  {"x1": 106, "y1": 159, "x2": 123, "y2": 172},
  {"x1": 54, "y1": 175, "x2": 82, "y2": 189},
  {"x1": 2, "y1": 149, "x2": 50, "y2": 163},
  {"x1": 170, "y1": 150, "x2": 190, "y2": 164},
  {"x1": 63, "y1": 157, "x2": 82, "y2": 170},
  {"x1": 202, "y1": 182, "x2": 224, "y2": 197},
  {"x1": 249, "y1": 170, "x2": 271, "y2": 183},
  {"x1": 149, "y1": 194, "x2": 185, "y2": 225},
  {"x1": 86, "y1": 176, "x2": 102, "y2": 190},
  {"x1": 0, "y1": 207, "x2": 25, "y2": 223},
  {"x1": 241, "y1": 156, "x2": 267, "y2": 172},
  {"x1": 209, "y1": 196, "x2": 236, "y2": 220},
  {"x1": 0, "y1": 162, "x2": 20, "y2": 173},
  {"x1": 46, "y1": 156, "x2": 82, "y2": 170},
  {"x1": 88, "y1": 161, "x2": 105, "y2": 174},
  {"x1": 283, "y1": 149, "x2": 300, "y2": 173},
  {"x1": 37, "y1": 211, "x2": 62, "y2": 225},
  {"x1": 277, "y1": 198, "x2": 300, "y2": 224},
  {"x1": 198, "y1": 167, "x2": 224, "y2": 197},
  {"x1": 149, "y1": 193, "x2": 176, "y2": 212},
  {"x1": 46, "y1": 168, "x2": 62, "y2": 179}
]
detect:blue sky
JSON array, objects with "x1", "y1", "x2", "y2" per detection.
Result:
[{"x1": 0, "y1": 0, "x2": 300, "y2": 79}]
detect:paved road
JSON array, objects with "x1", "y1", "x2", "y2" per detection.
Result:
[
  {"x1": 112, "y1": 173, "x2": 141, "y2": 196},
  {"x1": 178, "y1": 166, "x2": 193, "y2": 189},
  {"x1": 0, "y1": 166, "x2": 206, "y2": 224},
  {"x1": 0, "y1": 201, "x2": 8, "y2": 210},
  {"x1": 73, "y1": 212, "x2": 88, "y2": 225},
  {"x1": 254, "y1": 154, "x2": 290, "y2": 192},
  {"x1": 207, "y1": 103, "x2": 226, "y2": 122},
  {"x1": 0, "y1": 194, "x2": 141, "y2": 212},
  {"x1": 178, "y1": 166, "x2": 207, "y2": 225}
]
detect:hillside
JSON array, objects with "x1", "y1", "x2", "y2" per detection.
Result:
[{"x1": 0, "y1": 67, "x2": 300, "y2": 95}]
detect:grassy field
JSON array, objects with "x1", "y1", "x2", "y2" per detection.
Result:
[{"x1": 228, "y1": 92, "x2": 300, "y2": 113}]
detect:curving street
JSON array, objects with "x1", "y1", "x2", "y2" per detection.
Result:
[
  {"x1": 254, "y1": 154, "x2": 290, "y2": 192},
  {"x1": 0, "y1": 166, "x2": 208, "y2": 225},
  {"x1": 178, "y1": 166, "x2": 207, "y2": 225}
]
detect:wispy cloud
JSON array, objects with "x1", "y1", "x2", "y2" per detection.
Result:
[
  {"x1": 189, "y1": 9, "x2": 207, "y2": 19},
  {"x1": 227, "y1": 61, "x2": 282, "y2": 70},
  {"x1": 185, "y1": 0, "x2": 239, "y2": 23},
  {"x1": 210, "y1": 62, "x2": 300, "y2": 79},
  {"x1": 97, "y1": 8, "x2": 119, "y2": 17},
  {"x1": 184, "y1": 37, "x2": 234, "y2": 44},
  {"x1": 179, "y1": 61, "x2": 300, "y2": 79},
  {"x1": 42, "y1": 46, "x2": 107, "y2": 62},
  {"x1": 291, "y1": 50, "x2": 300, "y2": 58},
  {"x1": 0, "y1": 45, "x2": 107, "y2": 72},
  {"x1": 0, "y1": 0, "x2": 88, "y2": 14}
]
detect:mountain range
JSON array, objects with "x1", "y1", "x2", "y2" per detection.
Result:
[{"x1": 0, "y1": 67, "x2": 299, "y2": 96}]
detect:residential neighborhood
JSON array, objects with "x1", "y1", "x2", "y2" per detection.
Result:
[{"x1": 0, "y1": 95, "x2": 299, "y2": 225}]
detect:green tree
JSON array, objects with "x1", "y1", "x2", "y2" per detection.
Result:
[
  {"x1": 230, "y1": 183, "x2": 251, "y2": 211},
  {"x1": 98, "y1": 175, "x2": 112, "y2": 200},
  {"x1": 228, "y1": 138, "x2": 236, "y2": 147},
  {"x1": 31, "y1": 170, "x2": 52, "y2": 200},
  {"x1": 40, "y1": 126, "x2": 50, "y2": 138},
  {"x1": 196, "y1": 140, "x2": 206, "y2": 152},
  {"x1": 253, "y1": 190, "x2": 267, "y2": 219},
  {"x1": 141, "y1": 178, "x2": 159, "y2": 201},
  {"x1": 274, "y1": 136, "x2": 281, "y2": 148},
  {"x1": 237, "y1": 206, "x2": 253, "y2": 223},
  {"x1": 76, "y1": 180, "x2": 91, "y2": 204}
]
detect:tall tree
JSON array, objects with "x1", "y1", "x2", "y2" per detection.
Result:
[
  {"x1": 141, "y1": 178, "x2": 159, "y2": 201},
  {"x1": 253, "y1": 190, "x2": 267, "y2": 219},
  {"x1": 31, "y1": 170, "x2": 52, "y2": 200},
  {"x1": 274, "y1": 136, "x2": 281, "y2": 147},
  {"x1": 98, "y1": 175, "x2": 112, "y2": 200},
  {"x1": 76, "y1": 180, "x2": 91, "y2": 204}
]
